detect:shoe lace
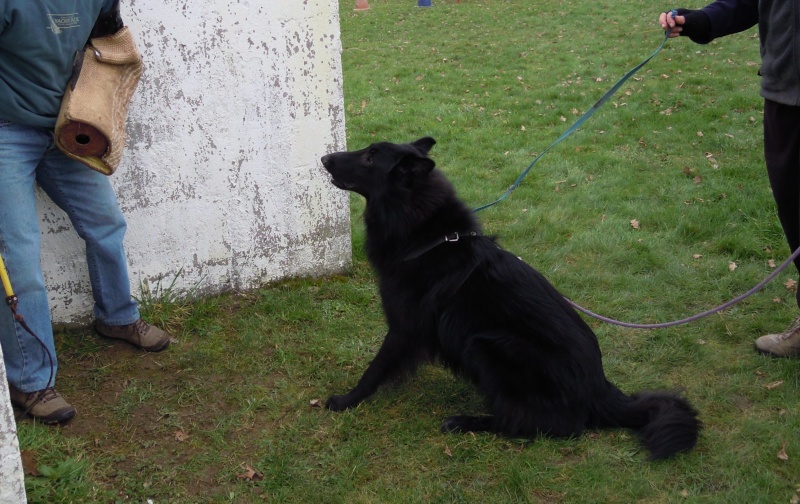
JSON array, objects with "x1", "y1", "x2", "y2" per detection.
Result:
[
  {"x1": 133, "y1": 318, "x2": 151, "y2": 335},
  {"x1": 779, "y1": 317, "x2": 800, "y2": 340},
  {"x1": 29, "y1": 387, "x2": 60, "y2": 404},
  {"x1": 781, "y1": 330, "x2": 800, "y2": 341},
  {"x1": 16, "y1": 387, "x2": 60, "y2": 421}
]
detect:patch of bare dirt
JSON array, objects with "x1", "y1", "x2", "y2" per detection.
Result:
[{"x1": 31, "y1": 328, "x2": 259, "y2": 500}]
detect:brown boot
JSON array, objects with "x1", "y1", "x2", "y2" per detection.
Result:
[
  {"x1": 8, "y1": 384, "x2": 76, "y2": 425},
  {"x1": 755, "y1": 317, "x2": 800, "y2": 358},
  {"x1": 95, "y1": 318, "x2": 171, "y2": 352}
]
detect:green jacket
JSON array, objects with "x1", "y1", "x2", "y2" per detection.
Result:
[{"x1": 0, "y1": 0, "x2": 115, "y2": 127}]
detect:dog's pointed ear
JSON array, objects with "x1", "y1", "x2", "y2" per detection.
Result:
[
  {"x1": 414, "y1": 156, "x2": 436, "y2": 174},
  {"x1": 395, "y1": 152, "x2": 435, "y2": 176},
  {"x1": 411, "y1": 137, "x2": 436, "y2": 155}
]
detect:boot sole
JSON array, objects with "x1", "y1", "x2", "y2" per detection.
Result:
[
  {"x1": 754, "y1": 344, "x2": 800, "y2": 358},
  {"x1": 11, "y1": 401, "x2": 76, "y2": 425},
  {"x1": 96, "y1": 331, "x2": 171, "y2": 352}
]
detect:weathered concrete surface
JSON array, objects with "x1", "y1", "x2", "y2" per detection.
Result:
[
  {"x1": 0, "y1": 347, "x2": 25, "y2": 503},
  {"x1": 37, "y1": 0, "x2": 350, "y2": 324}
]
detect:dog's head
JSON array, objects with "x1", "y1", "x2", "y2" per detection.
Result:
[{"x1": 321, "y1": 137, "x2": 437, "y2": 199}]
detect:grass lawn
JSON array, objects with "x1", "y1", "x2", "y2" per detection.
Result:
[{"x1": 14, "y1": 0, "x2": 800, "y2": 502}]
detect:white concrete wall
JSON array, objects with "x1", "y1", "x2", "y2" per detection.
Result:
[
  {"x1": 0, "y1": 344, "x2": 25, "y2": 503},
  {"x1": 38, "y1": 0, "x2": 351, "y2": 324}
]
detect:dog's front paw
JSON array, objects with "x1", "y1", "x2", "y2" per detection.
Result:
[{"x1": 325, "y1": 394, "x2": 355, "y2": 412}]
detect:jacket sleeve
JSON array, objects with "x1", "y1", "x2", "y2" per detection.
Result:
[
  {"x1": 91, "y1": 0, "x2": 123, "y2": 39},
  {"x1": 698, "y1": 0, "x2": 759, "y2": 42}
]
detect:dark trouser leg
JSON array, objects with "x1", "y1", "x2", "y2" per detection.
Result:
[{"x1": 763, "y1": 99, "x2": 800, "y2": 308}]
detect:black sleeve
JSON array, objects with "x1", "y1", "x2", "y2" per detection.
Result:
[
  {"x1": 675, "y1": 8, "x2": 714, "y2": 44},
  {"x1": 90, "y1": 0, "x2": 123, "y2": 39}
]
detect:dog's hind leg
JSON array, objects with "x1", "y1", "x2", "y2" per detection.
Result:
[
  {"x1": 440, "y1": 415, "x2": 494, "y2": 433},
  {"x1": 441, "y1": 406, "x2": 583, "y2": 439},
  {"x1": 446, "y1": 330, "x2": 588, "y2": 439},
  {"x1": 326, "y1": 328, "x2": 423, "y2": 412}
]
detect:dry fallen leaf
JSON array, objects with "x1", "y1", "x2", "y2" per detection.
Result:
[
  {"x1": 174, "y1": 430, "x2": 189, "y2": 442},
  {"x1": 309, "y1": 399, "x2": 322, "y2": 408},
  {"x1": 630, "y1": 219, "x2": 640, "y2": 230},
  {"x1": 786, "y1": 279, "x2": 798, "y2": 291},
  {"x1": 765, "y1": 380, "x2": 784, "y2": 390},
  {"x1": 237, "y1": 464, "x2": 264, "y2": 481},
  {"x1": 444, "y1": 445, "x2": 453, "y2": 457},
  {"x1": 20, "y1": 450, "x2": 39, "y2": 476},
  {"x1": 777, "y1": 442, "x2": 789, "y2": 461},
  {"x1": 768, "y1": 259, "x2": 776, "y2": 268},
  {"x1": 728, "y1": 261, "x2": 738, "y2": 272},
  {"x1": 705, "y1": 152, "x2": 719, "y2": 169},
  {"x1": 692, "y1": 254, "x2": 703, "y2": 260}
]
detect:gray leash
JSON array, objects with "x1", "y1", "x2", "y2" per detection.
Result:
[{"x1": 566, "y1": 246, "x2": 800, "y2": 329}]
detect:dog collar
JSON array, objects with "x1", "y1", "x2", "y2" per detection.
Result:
[{"x1": 403, "y1": 230, "x2": 481, "y2": 261}]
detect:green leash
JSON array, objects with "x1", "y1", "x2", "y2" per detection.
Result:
[
  {"x1": 472, "y1": 14, "x2": 800, "y2": 329},
  {"x1": 475, "y1": 23, "x2": 674, "y2": 212}
]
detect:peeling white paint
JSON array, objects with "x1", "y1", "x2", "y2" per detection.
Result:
[
  {"x1": 0, "y1": 346, "x2": 25, "y2": 503},
  {"x1": 36, "y1": 0, "x2": 350, "y2": 323}
]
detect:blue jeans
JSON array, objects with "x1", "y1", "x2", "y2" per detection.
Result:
[{"x1": 0, "y1": 120, "x2": 139, "y2": 392}]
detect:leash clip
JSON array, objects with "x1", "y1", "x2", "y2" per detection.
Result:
[{"x1": 445, "y1": 232, "x2": 460, "y2": 243}]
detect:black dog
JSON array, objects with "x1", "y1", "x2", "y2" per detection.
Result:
[{"x1": 321, "y1": 137, "x2": 700, "y2": 460}]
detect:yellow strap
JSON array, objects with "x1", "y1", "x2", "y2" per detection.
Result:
[{"x1": 0, "y1": 253, "x2": 14, "y2": 298}]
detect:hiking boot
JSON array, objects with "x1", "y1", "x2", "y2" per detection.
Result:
[
  {"x1": 8, "y1": 384, "x2": 76, "y2": 425},
  {"x1": 95, "y1": 318, "x2": 171, "y2": 352},
  {"x1": 755, "y1": 317, "x2": 800, "y2": 358}
]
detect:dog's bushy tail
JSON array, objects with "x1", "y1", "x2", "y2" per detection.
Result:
[{"x1": 595, "y1": 388, "x2": 701, "y2": 460}]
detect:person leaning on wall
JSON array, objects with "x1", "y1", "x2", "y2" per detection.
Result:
[
  {"x1": 659, "y1": 0, "x2": 800, "y2": 358},
  {"x1": 0, "y1": 0, "x2": 172, "y2": 425}
]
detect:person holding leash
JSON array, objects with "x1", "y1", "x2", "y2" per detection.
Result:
[
  {"x1": 0, "y1": 0, "x2": 171, "y2": 424},
  {"x1": 659, "y1": 0, "x2": 800, "y2": 358}
]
